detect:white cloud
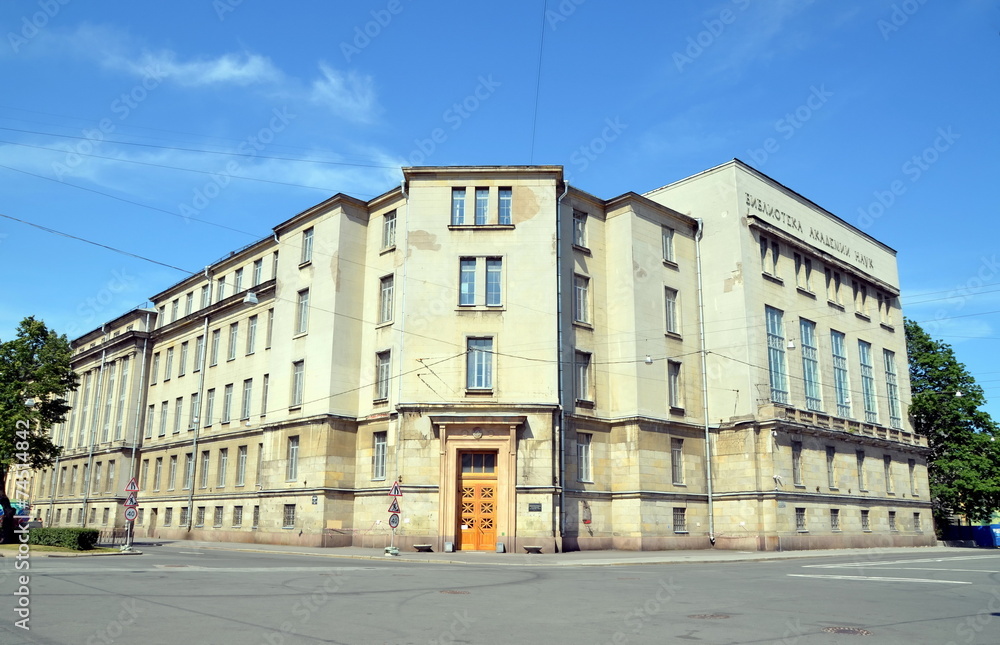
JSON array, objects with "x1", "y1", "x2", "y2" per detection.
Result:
[
  {"x1": 308, "y1": 63, "x2": 380, "y2": 124},
  {"x1": 126, "y1": 51, "x2": 284, "y2": 87}
]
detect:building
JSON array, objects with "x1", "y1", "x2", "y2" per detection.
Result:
[{"x1": 29, "y1": 161, "x2": 935, "y2": 551}]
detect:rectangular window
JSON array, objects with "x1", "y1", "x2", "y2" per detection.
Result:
[
  {"x1": 287, "y1": 436, "x2": 299, "y2": 481},
  {"x1": 908, "y1": 459, "x2": 917, "y2": 496},
  {"x1": 164, "y1": 347, "x2": 174, "y2": 381},
  {"x1": 213, "y1": 506, "x2": 223, "y2": 527},
  {"x1": 486, "y1": 258, "x2": 502, "y2": 306},
  {"x1": 372, "y1": 431, "x2": 387, "y2": 480},
  {"x1": 283, "y1": 504, "x2": 296, "y2": 528},
  {"x1": 246, "y1": 315, "x2": 258, "y2": 354},
  {"x1": 167, "y1": 455, "x2": 177, "y2": 491},
  {"x1": 236, "y1": 446, "x2": 248, "y2": 486},
  {"x1": 375, "y1": 351, "x2": 391, "y2": 401},
  {"x1": 164, "y1": 508, "x2": 173, "y2": 526},
  {"x1": 668, "y1": 361, "x2": 682, "y2": 409},
  {"x1": 884, "y1": 349, "x2": 902, "y2": 428},
  {"x1": 671, "y1": 438, "x2": 684, "y2": 484},
  {"x1": 792, "y1": 441, "x2": 802, "y2": 485},
  {"x1": 140, "y1": 460, "x2": 148, "y2": 492},
  {"x1": 241, "y1": 379, "x2": 253, "y2": 420},
  {"x1": 760, "y1": 235, "x2": 779, "y2": 276},
  {"x1": 857, "y1": 451, "x2": 866, "y2": 491},
  {"x1": 573, "y1": 275, "x2": 590, "y2": 324},
  {"x1": 180, "y1": 507, "x2": 188, "y2": 526},
  {"x1": 831, "y1": 331, "x2": 851, "y2": 417},
  {"x1": 266, "y1": 308, "x2": 274, "y2": 349},
  {"x1": 913, "y1": 512, "x2": 921, "y2": 531},
  {"x1": 228, "y1": 323, "x2": 239, "y2": 361},
  {"x1": 233, "y1": 506, "x2": 244, "y2": 527},
  {"x1": 234, "y1": 268, "x2": 244, "y2": 293},
  {"x1": 889, "y1": 510, "x2": 897, "y2": 531},
  {"x1": 217, "y1": 276, "x2": 226, "y2": 302},
  {"x1": 301, "y1": 227, "x2": 314, "y2": 264},
  {"x1": 877, "y1": 292, "x2": 894, "y2": 326},
  {"x1": 795, "y1": 507, "x2": 807, "y2": 532},
  {"x1": 460, "y1": 258, "x2": 476, "y2": 306},
  {"x1": 852, "y1": 280, "x2": 868, "y2": 316},
  {"x1": 253, "y1": 258, "x2": 263, "y2": 286},
  {"x1": 272, "y1": 251, "x2": 279, "y2": 279},
  {"x1": 379, "y1": 275, "x2": 394, "y2": 323},
  {"x1": 884, "y1": 455, "x2": 893, "y2": 494},
  {"x1": 291, "y1": 361, "x2": 305, "y2": 406},
  {"x1": 151, "y1": 353, "x2": 159, "y2": 385},
  {"x1": 498, "y1": 188, "x2": 512, "y2": 225},
  {"x1": 575, "y1": 351, "x2": 592, "y2": 403},
  {"x1": 825, "y1": 268, "x2": 842, "y2": 304},
  {"x1": 466, "y1": 338, "x2": 493, "y2": 390},
  {"x1": 171, "y1": 299, "x2": 179, "y2": 322},
  {"x1": 210, "y1": 329, "x2": 221, "y2": 366},
  {"x1": 261, "y1": 374, "x2": 269, "y2": 416},
  {"x1": 252, "y1": 505, "x2": 260, "y2": 529},
  {"x1": 451, "y1": 187, "x2": 466, "y2": 225},
  {"x1": 382, "y1": 210, "x2": 396, "y2": 249},
  {"x1": 475, "y1": 187, "x2": 489, "y2": 225},
  {"x1": 296, "y1": 289, "x2": 309, "y2": 334},
  {"x1": 572, "y1": 210, "x2": 587, "y2": 247},
  {"x1": 859, "y1": 340, "x2": 878, "y2": 424},
  {"x1": 765, "y1": 306, "x2": 788, "y2": 404},
  {"x1": 173, "y1": 397, "x2": 183, "y2": 434},
  {"x1": 184, "y1": 453, "x2": 194, "y2": 490},
  {"x1": 664, "y1": 287, "x2": 679, "y2": 334},
  {"x1": 673, "y1": 508, "x2": 687, "y2": 533},
  {"x1": 861, "y1": 509, "x2": 871, "y2": 531},
  {"x1": 217, "y1": 449, "x2": 228, "y2": 488},
  {"x1": 196, "y1": 507, "x2": 206, "y2": 527},
  {"x1": 106, "y1": 460, "x2": 115, "y2": 492},
  {"x1": 794, "y1": 254, "x2": 812, "y2": 291},
  {"x1": 662, "y1": 226, "x2": 675, "y2": 263},
  {"x1": 185, "y1": 292, "x2": 194, "y2": 316},
  {"x1": 153, "y1": 457, "x2": 162, "y2": 491},
  {"x1": 577, "y1": 433, "x2": 592, "y2": 481},
  {"x1": 222, "y1": 383, "x2": 233, "y2": 423},
  {"x1": 826, "y1": 446, "x2": 836, "y2": 489},
  {"x1": 800, "y1": 319, "x2": 822, "y2": 411},
  {"x1": 189, "y1": 392, "x2": 199, "y2": 430},
  {"x1": 830, "y1": 508, "x2": 841, "y2": 531},
  {"x1": 93, "y1": 462, "x2": 102, "y2": 494},
  {"x1": 178, "y1": 342, "x2": 188, "y2": 377},
  {"x1": 200, "y1": 451, "x2": 210, "y2": 488},
  {"x1": 205, "y1": 389, "x2": 215, "y2": 427},
  {"x1": 159, "y1": 401, "x2": 168, "y2": 437},
  {"x1": 200, "y1": 284, "x2": 210, "y2": 309},
  {"x1": 194, "y1": 335, "x2": 205, "y2": 372}
]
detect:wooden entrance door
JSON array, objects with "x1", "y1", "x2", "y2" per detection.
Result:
[{"x1": 458, "y1": 452, "x2": 497, "y2": 551}]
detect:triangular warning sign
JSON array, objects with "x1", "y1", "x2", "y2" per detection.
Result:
[
  {"x1": 124, "y1": 493, "x2": 138, "y2": 507},
  {"x1": 124, "y1": 477, "x2": 139, "y2": 492},
  {"x1": 388, "y1": 498, "x2": 401, "y2": 514},
  {"x1": 388, "y1": 481, "x2": 402, "y2": 497}
]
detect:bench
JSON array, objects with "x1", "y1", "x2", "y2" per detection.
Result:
[
  {"x1": 413, "y1": 544, "x2": 433, "y2": 552},
  {"x1": 523, "y1": 545, "x2": 543, "y2": 554}
]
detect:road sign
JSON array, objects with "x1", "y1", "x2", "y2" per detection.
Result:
[
  {"x1": 388, "y1": 481, "x2": 402, "y2": 497},
  {"x1": 388, "y1": 498, "x2": 401, "y2": 514},
  {"x1": 124, "y1": 507, "x2": 138, "y2": 522},
  {"x1": 124, "y1": 493, "x2": 138, "y2": 507},
  {"x1": 124, "y1": 478, "x2": 139, "y2": 492},
  {"x1": 388, "y1": 514, "x2": 399, "y2": 529}
]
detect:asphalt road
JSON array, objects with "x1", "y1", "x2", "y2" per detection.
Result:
[{"x1": 2, "y1": 546, "x2": 999, "y2": 644}]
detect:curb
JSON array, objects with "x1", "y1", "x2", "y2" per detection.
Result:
[{"x1": 46, "y1": 550, "x2": 144, "y2": 558}]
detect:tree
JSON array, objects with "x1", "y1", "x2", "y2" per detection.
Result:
[
  {"x1": 905, "y1": 318, "x2": 1000, "y2": 529},
  {"x1": 0, "y1": 317, "x2": 78, "y2": 543}
]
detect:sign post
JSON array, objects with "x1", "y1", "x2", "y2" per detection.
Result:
[
  {"x1": 123, "y1": 477, "x2": 139, "y2": 551},
  {"x1": 386, "y1": 481, "x2": 402, "y2": 555}
]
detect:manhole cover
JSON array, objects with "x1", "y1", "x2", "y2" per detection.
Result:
[
  {"x1": 823, "y1": 627, "x2": 872, "y2": 636},
  {"x1": 439, "y1": 590, "x2": 470, "y2": 594},
  {"x1": 688, "y1": 614, "x2": 731, "y2": 619}
]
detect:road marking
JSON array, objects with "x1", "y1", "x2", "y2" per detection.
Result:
[
  {"x1": 863, "y1": 567, "x2": 999, "y2": 573},
  {"x1": 37, "y1": 566, "x2": 377, "y2": 575},
  {"x1": 788, "y1": 574, "x2": 971, "y2": 584},
  {"x1": 177, "y1": 551, "x2": 205, "y2": 555},
  {"x1": 804, "y1": 555, "x2": 1000, "y2": 569}
]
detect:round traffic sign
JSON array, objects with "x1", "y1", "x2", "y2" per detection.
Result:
[
  {"x1": 388, "y1": 514, "x2": 400, "y2": 529},
  {"x1": 124, "y1": 507, "x2": 138, "y2": 522}
]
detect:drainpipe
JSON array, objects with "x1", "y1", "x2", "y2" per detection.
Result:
[
  {"x1": 81, "y1": 343, "x2": 107, "y2": 528},
  {"x1": 394, "y1": 179, "x2": 409, "y2": 483},
  {"x1": 124, "y1": 311, "x2": 153, "y2": 548},
  {"x1": 555, "y1": 180, "x2": 570, "y2": 542},
  {"x1": 695, "y1": 218, "x2": 715, "y2": 545},
  {"x1": 187, "y1": 309, "x2": 211, "y2": 530}
]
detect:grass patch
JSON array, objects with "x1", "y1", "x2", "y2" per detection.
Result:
[{"x1": 0, "y1": 543, "x2": 119, "y2": 554}]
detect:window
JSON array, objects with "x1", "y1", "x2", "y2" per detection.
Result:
[
  {"x1": 888, "y1": 510, "x2": 897, "y2": 531},
  {"x1": 301, "y1": 227, "x2": 314, "y2": 264},
  {"x1": 856, "y1": 450, "x2": 866, "y2": 491},
  {"x1": 451, "y1": 188, "x2": 466, "y2": 225},
  {"x1": 216, "y1": 276, "x2": 226, "y2": 302},
  {"x1": 498, "y1": 187, "x2": 512, "y2": 225},
  {"x1": 256, "y1": 443, "x2": 263, "y2": 485},
  {"x1": 287, "y1": 436, "x2": 299, "y2": 481},
  {"x1": 382, "y1": 210, "x2": 396, "y2": 249},
  {"x1": 222, "y1": 384, "x2": 233, "y2": 424},
  {"x1": 101, "y1": 507, "x2": 109, "y2": 525},
  {"x1": 194, "y1": 335, "x2": 205, "y2": 371},
  {"x1": 884, "y1": 349, "x2": 902, "y2": 429},
  {"x1": 200, "y1": 451, "x2": 210, "y2": 488},
  {"x1": 791, "y1": 441, "x2": 802, "y2": 485},
  {"x1": 171, "y1": 299, "x2": 179, "y2": 322},
  {"x1": 800, "y1": 319, "x2": 822, "y2": 411},
  {"x1": 466, "y1": 338, "x2": 493, "y2": 390},
  {"x1": 765, "y1": 306, "x2": 788, "y2": 404},
  {"x1": 291, "y1": 361, "x2": 305, "y2": 406},
  {"x1": 178, "y1": 342, "x2": 188, "y2": 377},
  {"x1": 375, "y1": 351, "x2": 391, "y2": 401},
  {"x1": 575, "y1": 351, "x2": 592, "y2": 403},
  {"x1": 173, "y1": 397, "x2": 183, "y2": 434},
  {"x1": 794, "y1": 254, "x2": 812, "y2": 291},
  {"x1": 164, "y1": 508, "x2": 173, "y2": 526},
  {"x1": 272, "y1": 251, "x2": 279, "y2": 279},
  {"x1": 884, "y1": 455, "x2": 893, "y2": 494},
  {"x1": 830, "y1": 508, "x2": 841, "y2": 531},
  {"x1": 196, "y1": 506, "x2": 206, "y2": 527},
  {"x1": 164, "y1": 347, "x2": 174, "y2": 381},
  {"x1": 217, "y1": 449, "x2": 228, "y2": 488},
  {"x1": 106, "y1": 460, "x2": 115, "y2": 493},
  {"x1": 93, "y1": 462, "x2": 102, "y2": 494},
  {"x1": 573, "y1": 275, "x2": 590, "y2": 324},
  {"x1": 234, "y1": 268, "x2": 244, "y2": 293},
  {"x1": 572, "y1": 210, "x2": 587, "y2": 247},
  {"x1": 859, "y1": 340, "x2": 878, "y2": 424},
  {"x1": 913, "y1": 512, "x2": 921, "y2": 531},
  {"x1": 140, "y1": 460, "x2": 148, "y2": 491},
  {"x1": 283, "y1": 504, "x2": 296, "y2": 528},
  {"x1": 204, "y1": 389, "x2": 215, "y2": 427},
  {"x1": 228, "y1": 323, "x2": 239, "y2": 361},
  {"x1": 577, "y1": 433, "x2": 592, "y2": 481},
  {"x1": 252, "y1": 505, "x2": 260, "y2": 529},
  {"x1": 668, "y1": 361, "x2": 682, "y2": 409},
  {"x1": 825, "y1": 268, "x2": 842, "y2": 304},
  {"x1": 673, "y1": 508, "x2": 687, "y2": 533},
  {"x1": 252, "y1": 258, "x2": 263, "y2": 286},
  {"x1": 831, "y1": 331, "x2": 851, "y2": 417},
  {"x1": 662, "y1": 226, "x2": 675, "y2": 263},
  {"x1": 852, "y1": 280, "x2": 869, "y2": 316},
  {"x1": 460, "y1": 258, "x2": 475, "y2": 305},
  {"x1": 760, "y1": 235, "x2": 779, "y2": 276},
  {"x1": 212, "y1": 506, "x2": 223, "y2": 527},
  {"x1": 241, "y1": 379, "x2": 253, "y2": 420},
  {"x1": 908, "y1": 459, "x2": 917, "y2": 496},
  {"x1": 826, "y1": 446, "x2": 836, "y2": 488},
  {"x1": 664, "y1": 287, "x2": 679, "y2": 334},
  {"x1": 486, "y1": 258, "x2": 502, "y2": 306},
  {"x1": 861, "y1": 509, "x2": 871, "y2": 531},
  {"x1": 246, "y1": 315, "x2": 258, "y2": 354},
  {"x1": 266, "y1": 308, "x2": 274, "y2": 349},
  {"x1": 167, "y1": 455, "x2": 177, "y2": 491},
  {"x1": 795, "y1": 507, "x2": 807, "y2": 531},
  {"x1": 372, "y1": 431, "x2": 387, "y2": 480},
  {"x1": 210, "y1": 329, "x2": 221, "y2": 366},
  {"x1": 671, "y1": 438, "x2": 684, "y2": 484},
  {"x1": 261, "y1": 374, "x2": 269, "y2": 416},
  {"x1": 236, "y1": 446, "x2": 248, "y2": 486},
  {"x1": 233, "y1": 506, "x2": 244, "y2": 527},
  {"x1": 379, "y1": 275, "x2": 394, "y2": 323},
  {"x1": 153, "y1": 457, "x2": 162, "y2": 491},
  {"x1": 180, "y1": 507, "x2": 188, "y2": 526},
  {"x1": 159, "y1": 401, "x2": 168, "y2": 437},
  {"x1": 151, "y1": 353, "x2": 159, "y2": 385},
  {"x1": 184, "y1": 453, "x2": 194, "y2": 490},
  {"x1": 200, "y1": 284, "x2": 210, "y2": 309},
  {"x1": 295, "y1": 289, "x2": 309, "y2": 334},
  {"x1": 459, "y1": 257, "x2": 503, "y2": 307},
  {"x1": 475, "y1": 187, "x2": 489, "y2": 225}
]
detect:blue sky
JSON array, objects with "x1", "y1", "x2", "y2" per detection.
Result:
[{"x1": 1, "y1": 0, "x2": 998, "y2": 418}]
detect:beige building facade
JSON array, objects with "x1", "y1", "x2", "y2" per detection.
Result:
[{"x1": 29, "y1": 161, "x2": 934, "y2": 552}]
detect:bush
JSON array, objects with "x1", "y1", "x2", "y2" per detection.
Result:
[{"x1": 28, "y1": 527, "x2": 100, "y2": 550}]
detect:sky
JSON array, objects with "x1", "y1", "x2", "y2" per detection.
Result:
[{"x1": 0, "y1": 0, "x2": 998, "y2": 419}]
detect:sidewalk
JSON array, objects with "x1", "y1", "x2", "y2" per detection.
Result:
[{"x1": 148, "y1": 539, "x2": 979, "y2": 567}]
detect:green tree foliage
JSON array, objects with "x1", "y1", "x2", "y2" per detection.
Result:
[
  {"x1": 905, "y1": 318, "x2": 1000, "y2": 526},
  {"x1": 0, "y1": 317, "x2": 78, "y2": 542}
]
